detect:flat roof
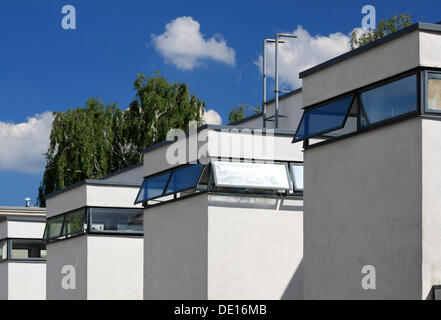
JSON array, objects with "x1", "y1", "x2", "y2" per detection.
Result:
[
  {"x1": 0, "y1": 216, "x2": 46, "y2": 223},
  {"x1": 0, "y1": 206, "x2": 46, "y2": 212},
  {"x1": 46, "y1": 179, "x2": 142, "y2": 200},
  {"x1": 299, "y1": 22, "x2": 441, "y2": 79}
]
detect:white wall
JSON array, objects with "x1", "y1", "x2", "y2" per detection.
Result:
[
  {"x1": 144, "y1": 195, "x2": 208, "y2": 300},
  {"x1": 8, "y1": 262, "x2": 46, "y2": 300},
  {"x1": 0, "y1": 221, "x2": 6, "y2": 240},
  {"x1": 103, "y1": 165, "x2": 144, "y2": 184},
  {"x1": 207, "y1": 195, "x2": 303, "y2": 300},
  {"x1": 86, "y1": 185, "x2": 142, "y2": 209},
  {"x1": 6, "y1": 220, "x2": 45, "y2": 239},
  {"x1": 87, "y1": 235, "x2": 143, "y2": 300},
  {"x1": 46, "y1": 184, "x2": 87, "y2": 219},
  {"x1": 422, "y1": 117, "x2": 441, "y2": 299}
]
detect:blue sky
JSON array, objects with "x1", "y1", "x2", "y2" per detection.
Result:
[{"x1": 0, "y1": 0, "x2": 438, "y2": 206}]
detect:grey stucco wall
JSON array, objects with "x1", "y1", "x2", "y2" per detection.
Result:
[
  {"x1": 304, "y1": 117, "x2": 422, "y2": 299},
  {"x1": 144, "y1": 195, "x2": 208, "y2": 300},
  {"x1": 0, "y1": 262, "x2": 8, "y2": 300},
  {"x1": 46, "y1": 236, "x2": 87, "y2": 300}
]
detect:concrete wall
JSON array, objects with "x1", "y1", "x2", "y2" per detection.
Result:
[
  {"x1": 0, "y1": 262, "x2": 7, "y2": 300},
  {"x1": 87, "y1": 235, "x2": 143, "y2": 300},
  {"x1": 102, "y1": 165, "x2": 144, "y2": 184},
  {"x1": 46, "y1": 185, "x2": 87, "y2": 219},
  {"x1": 0, "y1": 221, "x2": 6, "y2": 239},
  {"x1": 422, "y1": 117, "x2": 441, "y2": 299},
  {"x1": 46, "y1": 236, "x2": 88, "y2": 300},
  {"x1": 8, "y1": 262, "x2": 46, "y2": 300},
  {"x1": 86, "y1": 185, "x2": 142, "y2": 209},
  {"x1": 207, "y1": 195, "x2": 303, "y2": 300},
  {"x1": 144, "y1": 195, "x2": 208, "y2": 300},
  {"x1": 304, "y1": 117, "x2": 422, "y2": 299},
  {"x1": 302, "y1": 30, "x2": 420, "y2": 107}
]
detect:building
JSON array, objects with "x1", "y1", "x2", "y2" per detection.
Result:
[
  {"x1": 0, "y1": 206, "x2": 46, "y2": 300},
  {"x1": 44, "y1": 170, "x2": 144, "y2": 300},
  {"x1": 137, "y1": 125, "x2": 304, "y2": 299},
  {"x1": 293, "y1": 22, "x2": 441, "y2": 299}
]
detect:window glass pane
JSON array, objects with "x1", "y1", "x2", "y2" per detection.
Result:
[
  {"x1": 165, "y1": 164, "x2": 204, "y2": 195},
  {"x1": 295, "y1": 95, "x2": 354, "y2": 141},
  {"x1": 0, "y1": 240, "x2": 7, "y2": 260},
  {"x1": 428, "y1": 73, "x2": 441, "y2": 111},
  {"x1": 89, "y1": 208, "x2": 143, "y2": 234},
  {"x1": 135, "y1": 172, "x2": 171, "y2": 204},
  {"x1": 44, "y1": 215, "x2": 64, "y2": 239},
  {"x1": 360, "y1": 74, "x2": 417, "y2": 126},
  {"x1": 9, "y1": 240, "x2": 46, "y2": 260},
  {"x1": 290, "y1": 164, "x2": 304, "y2": 192},
  {"x1": 212, "y1": 161, "x2": 290, "y2": 190},
  {"x1": 61, "y1": 209, "x2": 86, "y2": 236}
]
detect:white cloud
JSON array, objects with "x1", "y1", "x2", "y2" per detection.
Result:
[
  {"x1": 152, "y1": 16, "x2": 236, "y2": 70},
  {"x1": 203, "y1": 109, "x2": 222, "y2": 125},
  {"x1": 0, "y1": 112, "x2": 53, "y2": 173},
  {"x1": 256, "y1": 25, "x2": 352, "y2": 88}
]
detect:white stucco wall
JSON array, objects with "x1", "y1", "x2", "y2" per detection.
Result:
[
  {"x1": 46, "y1": 185, "x2": 87, "y2": 219},
  {"x1": 303, "y1": 117, "x2": 422, "y2": 299},
  {"x1": 87, "y1": 235, "x2": 143, "y2": 300},
  {"x1": 422, "y1": 117, "x2": 441, "y2": 299},
  {"x1": 86, "y1": 185, "x2": 142, "y2": 209},
  {"x1": 102, "y1": 165, "x2": 144, "y2": 184},
  {"x1": 6, "y1": 220, "x2": 45, "y2": 239},
  {"x1": 8, "y1": 262, "x2": 46, "y2": 300},
  {"x1": 207, "y1": 195, "x2": 303, "y2": 300},
  {"x1": 144, "y1": 195, "x2": 208, "y2": 300},
  {"x1": 0, "y1": 221, "x2": 6, "y2": 239}
]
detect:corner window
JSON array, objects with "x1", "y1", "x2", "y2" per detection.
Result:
[
  {"x1": 89, "y1": 208, "x2": 143, "y2": 234},
  {"x1": 360, "y1": 74, "x2": 417, "y2": 127},
  {"x1": 61, "y1": 208, "x2": 86, "y2": 237},
  {"x1": 427, "y1": 73, "x2": 441, "y2": 112},
  {"x1": 43, "y1": 215, "x2": 64, "y2": 240},
  {"x1": 212, "y1": 161, "x2": 291, "y2": 191},
  {"x1": 294, "y1": 94, "x2": 355, "y2": 142}
]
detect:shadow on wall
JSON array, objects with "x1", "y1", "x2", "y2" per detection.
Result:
[{"x1": 282, "y1": 259, "x2": 303, "y2": 300}]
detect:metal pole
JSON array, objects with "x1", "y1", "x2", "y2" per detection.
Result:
[
  {"x1": 275, "y1": 35, "x2": 279, "y2": 129},
  {"x1": 263, "y1": 40, "x2": 267, "y2": 128},
  {"x1": 274, "y1": 34, "x2": 297, "y2": 129}
]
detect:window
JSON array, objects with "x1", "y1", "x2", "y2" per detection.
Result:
[
  {"x1": 9, "y1": 239, "x2": 46, "y2": 260},
  {"x1": 290, "y1": 163, "x2": 304, "y2": 192},
  {"x1": 61, "y1": 208, "x2": 86, "y2": 236},
  {"x1": 427, "y1": 73, "x2": 441, "y2": 112},
  {"x1": 0, "y1": 240, "x2": 6, "y2": 261},
  {"x1": 360, "y1": 74, "x2": 417, "y2": 126},
  {"x1": 89, "y1": 208, "x2": 143, "y2": 234},
  {"x1": 212, "y1": 161, "x2": 291, "y2": 190},
  {"x1": 43, "y1": 215, "x2": 64, "y2": 240},
  {"x1": 135, "y1": 172, "x2": 171, "y2": 204},
  {"x1": 165, "y1": 164, "x2": 204, "y2": 195},
  {"x1": 294, "y1": 94, "x2": 355, "y2": 142},
  {"x1": 135, "y1": 164, "x2": 205, "y2": 204}
]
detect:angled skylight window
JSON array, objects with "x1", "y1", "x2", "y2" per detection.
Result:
[
  {"x1": 293, "y1": 94, "x2": 355, "y2": 142},
  {"x1": 165, "y1": 164, "x2": 204, "y2": 195},
  {"x1": 212, "y1": 161, "x2": 291, "y2": 190},
  {"x1": 290, "y1": 163, "x2": 304, "y2": 192},
  {"x1": 135, "y1": 172, "x2": 171, "y2": 204},
  {"x1": 135, "y1": 164, "x2": 205, "y2": 204}
]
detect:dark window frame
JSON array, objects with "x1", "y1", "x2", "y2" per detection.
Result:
[
  {"x1": 296, "y1": 68, "x2": 422, "y2": 150},
  {"x1": 0, "y1": 238, "x2": 46, "y2": 263},
  {"x1": 423, "y1": 69, "x2": 441, "y2": 115},
  {"x1": 44, "y1": 206, "x2": 144, "y2": 243}
]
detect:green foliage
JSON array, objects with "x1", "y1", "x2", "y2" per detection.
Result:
[
  {"x1": 350, "y1": 14, "x2": 412, "y2": 49},
  {"x1": 228, "y1": 104, "x2": 261, "y2": 124},
  {"x1": 37, "y1": 72, "x2": 206, "y2": 206}
]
